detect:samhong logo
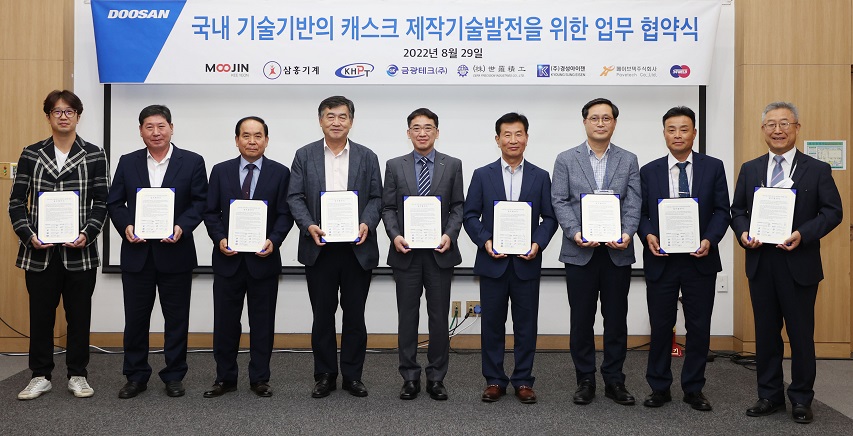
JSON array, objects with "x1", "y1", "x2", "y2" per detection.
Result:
[
  {"x1": 670, "y1": 65, "x2": 690, "y2": 78},
  {"x1": 107, "y1": 9, "x2": 170, "y2": 19}
]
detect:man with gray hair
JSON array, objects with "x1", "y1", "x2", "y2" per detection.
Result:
[{"x1": 731, "y1": 102, "x2": 842, "y2": 424}]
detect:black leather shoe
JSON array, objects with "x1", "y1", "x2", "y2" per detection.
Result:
[
  {"x1": 203, "y1": 382, "x2": 237, "y2": 398},
  {"x1": 426, "y1": 381, "x2": 448, "y2": 401},
  {"x1": 250, "y1": 382, "x2": 273, "y2": 397},
  {"x1": 164, "y1": 381, "x2": 185, "y2": 397},
  {"x1": 792, "y1": 403, "x2": 813, "y2": 424},
  {"x1": 746, "y1": 398, "x2": 786, "y2": 417},
  {"x1": 683, "y1": 391, "x2": 712, "y2": 411},
  {"x1": 643, "y1": 389, "x2": 672, "y2": 407},
  {"x1": 342, "y1": 380, "x2": 368, "y2": 397},
  {"x1": 399, "y1": 380, "x2": 421, "y2": 400},
  {"x1": 605, "y1": 382, "x2": 636, "y2": 405},
  {"x1": 118, "y1": 381, "x2": 147, "y2": 399},
  {"x1": 573, "y1": 379, "x2": 595, "y2": 405},
  {"x1": 311, "y1": 374, "x2": 336, "y2": 398}
]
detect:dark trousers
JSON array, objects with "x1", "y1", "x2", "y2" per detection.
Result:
[
  {"x1": 25, "y1": 253, "x2": 96, "y2": 380},
  {"x1": 564, "y1": 246, "x2": 631, "y2": 385},
  {"x1": 480, "y1": 261, "x2": 540, "y2": 389},
  {"x1": 645, "y1": 255, "x2": 716, "y2": 394},
  {"x1": 305, "y1": 244, "x2": 372, "y2": 382},
  {"x1": 122, "y1": 251, "x2": 192, "y2": 383},
  {"x1": 392, "y1": 250, "x2": 452, "y2": 382},
  {"x1": 213, "y1": 260, "x2": 279, "y2": 385},
  {"x1": 749, "y1": 247, "x2": 818, "y2": 406}
]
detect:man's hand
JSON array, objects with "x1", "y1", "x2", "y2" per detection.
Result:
[
  {"x1": 646, "y1": 234, "x2": 668, "y2": 257},
  {"x1": 62, "y1": 233, "x2": 87, "y2": 248},
  {"x1": 740, "y1": 231, "x2": 762, "y2": 249},
  {"x1": 355, "y1": 223, "x2": 369, "y2": 246},
  {"x1": 30, "y1": 235, "x2": 54, "y2": 249},
  {"x1": 393, "y1": 235, "x2": 412, "y2": 254},
  {"x1": 161, "y1": 225, "x2": 182, "y2": 243},
  {"x1": 125, "y1": 225, "x2": 145, "y2": 243},
  {"x1": 574, "y1": 232, "x2": 599, "y2": 248},
  {"x1": 218, "y1": 238, "x2": 238, "y2": 256},
  {"x1": 690, "y1": 239, "x2": 712, "y2": 258},
  {"x1": 256, "y1": 239, "x2": 273, "y2": 257},
  {"x1": 484, "y1": 240, "x2": 507, "y2": 259},
  {"x1": 308, "y1": 224, "x2": 326, "y2": 247},
  {"x1": 518, "y1": 242, "x2": 540, "y2": 261},
  {"x1": 434, "y1": 234, "x2": 452, "y2": 253},
  {"x1": 777, "y1": 230, "x2": 801, "y2": 251},
  {"x1": 605, "y1": 233, "x2": 631, "y2": 250}
]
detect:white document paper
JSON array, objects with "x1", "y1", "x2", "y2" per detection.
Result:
[
  {"x1": 320, "y1": 190, "x2": 360, "y2": 243},
  {"x1": 134, "y1": 188, "x2": 175, "y2": 239},
  {"x1": 227, "y1": 199, "x2": 268, "y2": 252},
  {"x1": 493, "y1": 201, "x2": 532, "y2": 255},
  {"x1": 580, "y1": 193, "x2": 622, "y2": 242},
  {"x1": 749, "y1": 187, "x2": 796, "y2": 244},
  {"x1": 403, "y1": 196, "x2": 442, "y2": 249},
  {"x1": 37, "y1": 191, "x2": 80, "y2": 244},
  {"x1": 658, "y1": 198, "x2": 700, "y2": 254}
]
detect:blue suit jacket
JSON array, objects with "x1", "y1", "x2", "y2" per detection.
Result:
[
  {"x1": 106, "y1": 145, "x2": 208, "y2": 273},
  {"x1": 731, "y1": 150, "x2": 842, "y2": 286},
  {"x1": 637, "y1": 153, "x2": 731, "y2": 281},
  {"x1": 286, "y1": 139, "x2": 382, "y2": 270},
  {"x1": 204, "y1": 156, "x2": 294, "y2": 279},
  {"x1": 463, "y1": 159, "x2": 558, "y2": 281}
]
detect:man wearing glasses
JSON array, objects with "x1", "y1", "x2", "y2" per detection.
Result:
[
  {"x1": 381, "y1": 108, "x2": 464, "y2": 401},
  {"x1": 10, "y1": 90, "x2": 109, "y2": 400},
  {"x1": 731, "y1": 102, "x2": 841, "y2": 424},
  {"x1": 551, "y1": 97, "x2": 641, "y2": 406}
]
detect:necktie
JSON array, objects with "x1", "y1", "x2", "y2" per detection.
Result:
[
  {"x1": 676, "y1": 161, "x2": 690, "y2": 198},
  {"x1": 770, "y1": 155, "x2": 784, "y2": 187},
  {"x1": 242, "y1": 163, "x2": 256, "y2": 199},
  {"x1": 417, "y1": 156, "x2": 430, "y2": 196}
]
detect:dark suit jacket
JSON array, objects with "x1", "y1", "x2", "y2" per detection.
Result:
[
  {"x1": 638, "y1": 153, "x2": 731, "y2": 281},
  {"x1": 730, "y1": 150, "x2": 842, "y2": 286},
  {"x1": 463, "y1": 159, "x2": 558, "y2": 281},
  {"x1": 204, "y1": 156, "x2": 294, "y2": 279},
  {"x1": 106, "y1": 145, "x2": 208, "y2": 274},
  {"x1": 286, "y1": 139, "x2": 382, "y2": 270},
  {"x1": 381, "y1": 151, "x2": 464, "y2": 269}
]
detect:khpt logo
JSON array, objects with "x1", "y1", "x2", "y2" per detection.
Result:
[
  {"x1": 107, "y1": 9, "x2": 170, "y2": 19},
  {"x1": 205, "y1": 64, "x2": 249, "y2": 73},
  {"x1": 335, "y1": 63, "x2": 374, "y2": 78}
]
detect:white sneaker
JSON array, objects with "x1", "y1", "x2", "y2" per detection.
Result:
[
  {"x1": 67, "y1": 376, "x2": 94, "y2": 398},
  {"x1": 17, "y1": 376, "x2": 52, "y2": 400}
]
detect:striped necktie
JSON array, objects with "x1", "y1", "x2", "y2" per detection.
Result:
[
  {"x1": 676, "y1": 161, "x2": 690, "y2": 197},
  {"x1": 770, "y1": 155, "x2": 784, "y2": 187},
  {"x1": 417, "y1": 156, "x2": 430, "y2": 196}
]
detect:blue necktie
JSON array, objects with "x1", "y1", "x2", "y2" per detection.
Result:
[
  {"x1": 676, "y1": 161, "x2": 690, "y2": 198},
  {"x1": 770, "y1": 155, "x2": 784, "y2": 187},
  {"x1": 242, "y1": 163, "x2": 256, "y2": 199},
  {"x1": 417, "y1": 156, "x2": 430, "y2": 196}
]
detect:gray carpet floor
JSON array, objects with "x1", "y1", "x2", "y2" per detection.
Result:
[{"x1": 0, "y1": 350, "x2": 850, "y2": 435}]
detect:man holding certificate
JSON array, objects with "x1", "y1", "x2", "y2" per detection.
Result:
[
  {"x1": 202, "y1": 116, "x2": 293, "y2": 398},
  {"x1": 637, "y1": 106, "x2": 730, "y2": 411},
  {"x1": 731, "y1": 102, "x2": 842, "y2": 424},
  {"x1": 9, "y1": 90, "x2": 109, "y2": 400},
  {"x1": 381, "y1": 108, "x2": 464, "y2": 401},
  {"x1": 107, "y1": 105, "x2": 208, "y2": 399},
  {"x1": 287, "y1": 96, "x2": 383, "y2": 398},
  {"x1": 551, "y1": 98, "x2": 641, "y2": 406},
  {"x1": 463, "y1": 113, "x2": 558, "y2": 404}
]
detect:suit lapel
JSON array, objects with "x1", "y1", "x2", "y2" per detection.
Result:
[
  {"x1": 402, "y1": 154, "x2": 418, "y2": 194},
  {"x1": 253, "y1": 157, "x2": 273, "y2": 200},
  {"x1": 755, "y1": 154, "x2": 770, "y2": 187},
  {"x1": 227, "y1": 157, "x2": 243, "y2": 198},
  {"x1": 602, "y1": 147, "x2": 622, "y2": 190},
  {"x1": 574, "y1": 144, "x2": 598, "y2": 191},
  {"x1": 133, "y1": 149, "x2": 151, "y2": 188},
  {"x1": 430, "y1": 152, "x2": 446, "y2": 195},
  {"x1": 37, "y1": 141, "x2": 61, "y2": 180},
  {"x1": 655, "y1": 158, "x2": 669, "y2": 199},
  {"x1": 487, "y1": 160, "x2": 507, "y2": 201},
  {"x1": 310, "y1": 142, "x2": 326, "y2": 192},
  {"x1": 518, "y1": 161, "x2": 535, "y2": 201},
  {"x1": 54, "y1": 141, "x2": 85, "y2": 182},
  {"x1": 347, "y1": 142, "x2": 361, "y2": 191},
  {"x1": 690, "y1": 153, "x2": 705, "y2": 197},
  {"x1": 161, "y1": 145, "x2": 182, "y2": 188}
]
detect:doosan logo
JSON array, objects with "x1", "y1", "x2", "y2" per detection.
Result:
[
  {"x1": 107, "y1": 9, "x2": 170, "y2": 19},
  {"x1": 670, "y1": 65, "x2": 690, "y2": 78}
]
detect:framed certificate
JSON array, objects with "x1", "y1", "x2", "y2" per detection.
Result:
[
  {"x1": 134, "y1": 187, "x2": 175, "y2": 239},
  {"x1": 320, "y1": 190, "x2": 360, "y2": 243},
  {"x1": 403, "y1": 195, "x2": 442, "y2": 248},
  {"x1": 227, "y1": 199, "x2": 268, "y2": 252},
  {"x1": 37, "y1": 191, "x2": 80, "y2": 244},
  {"x1": 580, "y1": 193, "x2": 622, "y2": 242},
  {"x1": 492, "y1": 201, "x2": 532, "y2": 255},
  {"x1": 749, "y1": 187, "x2": 796, "y2": 245},
  {"x1": 657, "y1": 197, "x2": 700, "y2": 254}
]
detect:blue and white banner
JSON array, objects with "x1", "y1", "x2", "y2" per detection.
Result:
[{"x1": 91, "y1": 0, "x2": 721, "y2": 85}]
